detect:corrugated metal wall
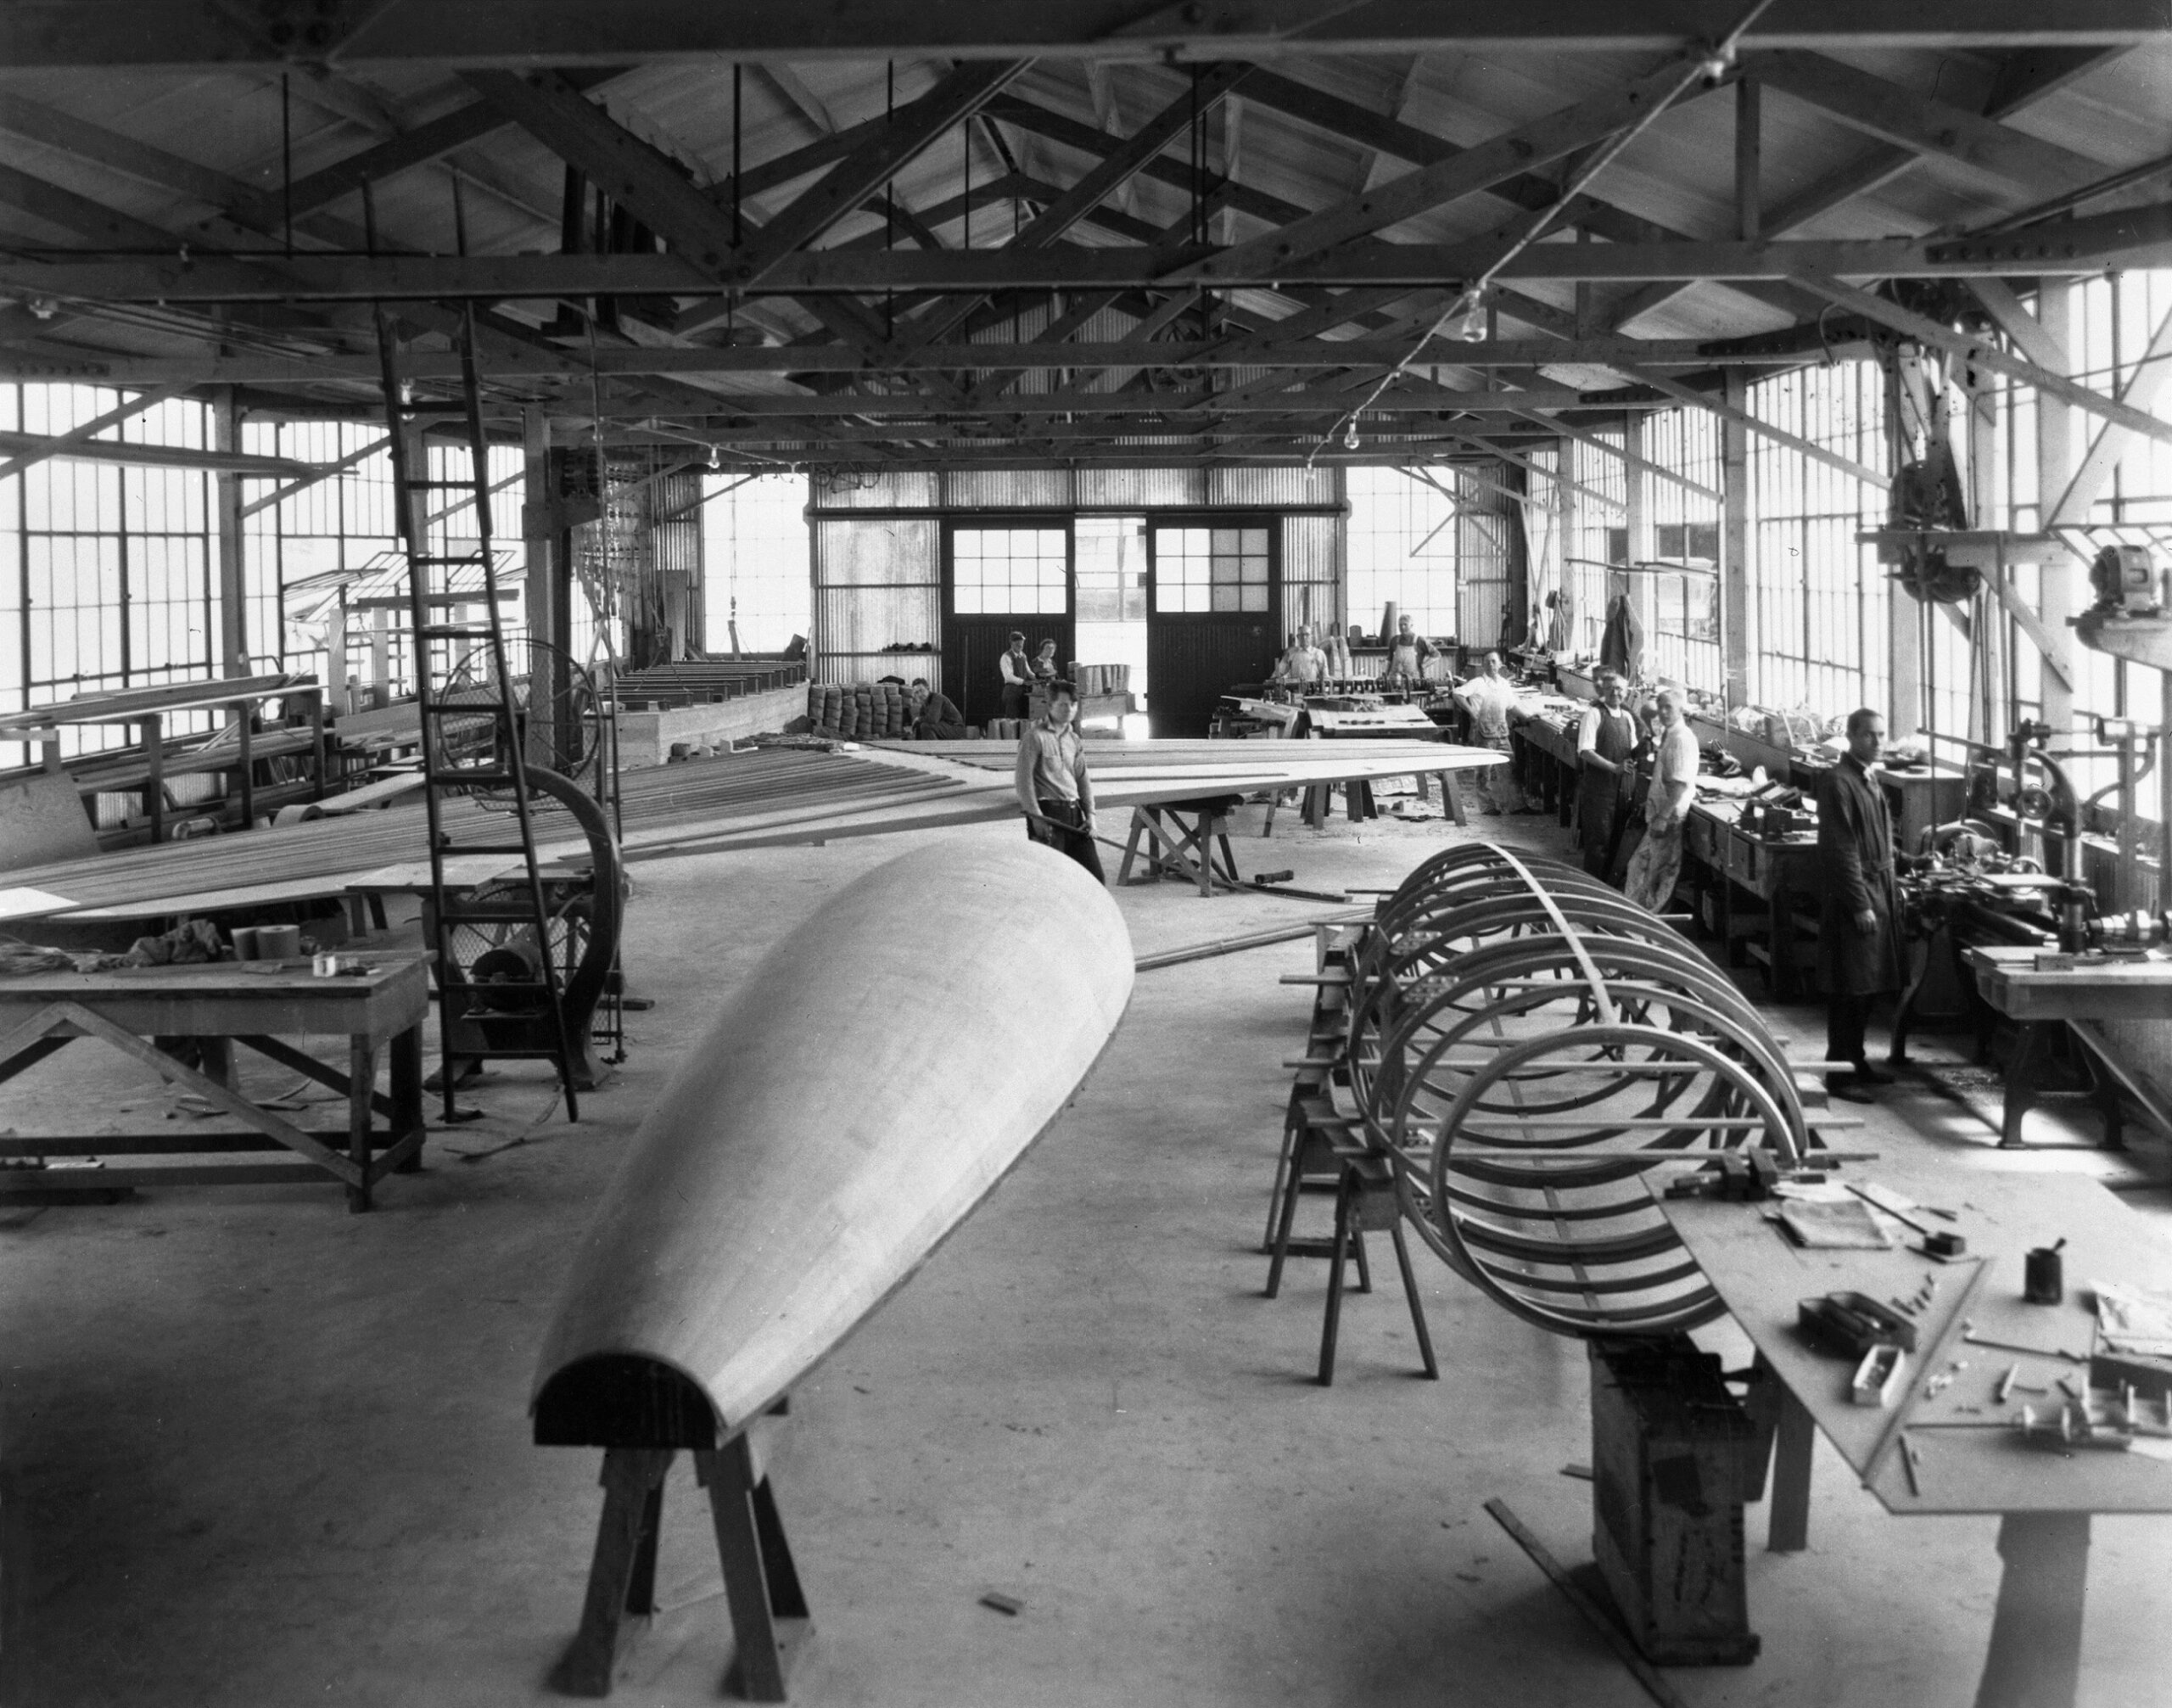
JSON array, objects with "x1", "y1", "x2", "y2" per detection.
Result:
[
  {"x1": 943, "y1": 469, "x2": 1071, "y2": 507},
  {"x1": 810, "y1": 518, "x2": 939, "y2": 686},
  {"x1": 1280, "y1": 512, "x2": 1342, "y2": 640},
  {"x1": 1455, "y1": 470, "x2": 1514, "y2": 650},
  {"x1": 1207, "y1": 466, "x2": 1338, "y2": 507},
  {"x1": 1074, "y1": 468, "x2": 1204, "y2": 507},
  {"x1": 812, "y1": 471, "x2": 938, "y2": 509}
]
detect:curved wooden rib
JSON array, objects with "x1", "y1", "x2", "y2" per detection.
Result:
[{"x1": 532, "y1": 837, "x2": 1133, "y2": 1448}]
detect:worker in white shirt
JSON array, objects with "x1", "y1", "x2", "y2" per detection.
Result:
[
  {"x1": 999, "y1": 630, "x2": 1033, "y2": 721},
  {"x1": 1274, "y1": 625, "x2": 1329, "y2": 688},
  {"x1": 1626, "y1": 686, "x2": 1700, "y2": 911},
  {"x1": 1450, "y1": 649, "x2": 1525, "y2": 815},
  {"x1": 1014, "y1": 679, "x2": 1102, "y2": 882}
]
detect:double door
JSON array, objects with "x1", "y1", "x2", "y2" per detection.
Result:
[{"x1": 1145, "y1": 518, "x2": 1280, "y2": 737}]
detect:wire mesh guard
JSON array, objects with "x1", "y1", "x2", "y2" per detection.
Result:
[{"x1": 1346, "y1": 844, "x2": 1808, "y2": 1339}]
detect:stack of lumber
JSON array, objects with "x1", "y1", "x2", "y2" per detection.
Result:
[
  {"x1": 610, "y1": 660, "x2": 806, "y2": 710},
  {"x1": 1068, "y1": 664, "x2": 1130, "y2": 696}
]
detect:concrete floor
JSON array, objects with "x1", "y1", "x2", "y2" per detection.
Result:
[{"x1": 3, "y1": 787, "x2": 2170, "y2": 1706}]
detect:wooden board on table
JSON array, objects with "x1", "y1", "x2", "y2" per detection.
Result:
[{"x1": 1971, "y1": 945, "x2": 2172, "y2": 1020}]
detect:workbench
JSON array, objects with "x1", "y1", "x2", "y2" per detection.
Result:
[
  {"x1": 1686, "y1": 801, "x2": 1824, "y2": 998},
  {"x1": 0, "y1": 675, "x2": 327, "y2": 847},
  {"x1": 1968, "y1": 945, "x2": 2172, "y2": 1149},
  {"x1": 1511, "y1": 714, "x2": 1581, "y2": 828},
  {"x1": 1655, "y1": 1167, "x2": 2172, "y2": 1708},
  {"x1": 0, "y1": 952, "x2": 428, "y2": 1211}
]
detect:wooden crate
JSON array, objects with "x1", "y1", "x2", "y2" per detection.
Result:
[{"x1": 1589, "y1": 1338, "x2": 1761, "y2": 1666}]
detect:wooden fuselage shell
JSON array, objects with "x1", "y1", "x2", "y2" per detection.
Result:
[{"x1": 532, "y1": 837, "x2": 1133, "y2": 1441}]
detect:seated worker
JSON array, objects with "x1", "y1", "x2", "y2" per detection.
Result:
[
  {"x1": 999, "y1": 631, "x2": 1033, "y2": 720},
  {"x1": 1014, "y1": 679, "x2": 1103, "y2": 883},
  {"x1": 1449, "y1": 649, "x2": 1525, "y2": 815},
  {"x1": 1274, "y1": 624, "x2": 1329, "y2": 688},
  {"x1": 1625, "y1": 686, "x2": 1699, "y2": 912},
  {"x1": 1575, "y1": 670, "x2": 1640, "y2": 880},
  {"x1": 907, "y1": 678, "x2": 966, "y2": 740},
  {"x1": 1381, "y1": 615, "x2": 1436, "y2": 689}
]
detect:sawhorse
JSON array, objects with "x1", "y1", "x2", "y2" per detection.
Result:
[
  {"x1": 1264, "y1": 1094, "x2": 1440, "y2": 1386},
  {"x1": 552, "y1": 1408, "x2": 809, "y2": 1700},
  {"x1": 1119, "y1": 795, "x2": 1245, "y2": 896}
]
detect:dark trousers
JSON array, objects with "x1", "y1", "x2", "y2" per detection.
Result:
[
  {"x1": 1828, "y1": 992, "x2": 1878, "y2": 1071},
  {"x1": 1030, "y1": 798, "x2": 1106, "y2": 884},
  {"x1": 1000, "y1": 682, "x2": 1027, "y2": 720}
]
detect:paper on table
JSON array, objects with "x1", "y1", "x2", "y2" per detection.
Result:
[
  {"x1": 1776, "y1": 1197, "x2": 1895, "y2": 1251},
  {"x1": 2094, "y1": 1280, "x2": 2172, "y2": 1358}
]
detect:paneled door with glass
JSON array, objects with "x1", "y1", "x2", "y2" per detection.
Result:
[{"x1": 941, "y1": 524, "x2": 1073, "y2": 726}]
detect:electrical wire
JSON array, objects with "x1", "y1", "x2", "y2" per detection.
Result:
[{"x1": 1309, "y1": 0, "x2": 1778, "y2": 466}]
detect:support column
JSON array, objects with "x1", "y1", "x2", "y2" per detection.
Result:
[
  {"x1": 2036, "y1": 280, "x2": 2075, "y2": 738},
  {"x1": 522, "y1": 408, "x2": 566, "y2": 769},
  {"x1": 1884, "y1": 359, "x2": 1924, "y2": 742},
  {"x1": 1965, "y1": 359, "x2": 2004, "y2": 747},
  {"x1": 212, "y1": 388, "x2": 248, "y2": 677},
  {"x1": 1557, "y1": 437, "x2": 1577, "y2": 653},
  {"x1": 1721, "y1": 369, "x2": 1752, "y2": 709},
  {"x1": 1623, "y1": 412, "x2": 1654, "y2": 677}
]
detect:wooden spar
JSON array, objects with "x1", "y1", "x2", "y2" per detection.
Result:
[{"x1": 530, "y1": 837, "x2": 1133, "y2": 1448}]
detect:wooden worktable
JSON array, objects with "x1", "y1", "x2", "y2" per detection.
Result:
[
  {"x1": 1655, "y1": 1166, "x2": 2172, "y2": 1707},
  {"x1": 1968, "y1": 944, "x2": 2172, "y2": 1148},
  {"x1": 0, "y1": 952, "x2": 429, "y2": 1210}
]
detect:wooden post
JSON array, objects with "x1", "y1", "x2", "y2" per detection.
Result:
[
  {"x1": 1623, "y1": 412, "x2": 1654, "y2": 671},
  {"x1": 1965, "y1": 360, "x2": 2004, "y2": 748},
  {"x1": 2035, "y1": 280, "x2": 2075, "y2": 740},
  {"x1": 523, "y1": 407, "x2": 566, "y2": 770},
  {"x1": 1884, "y1": 359, "x2": 1924, "y2": 742},
  {"x1": 212, "y1": 388, "x2": 248, "y2": 677},
  {"x1": 1721, "y1": 370, "x2": 1752, "y2": 709},
  {"x1": 1734, "y1": 79, "x2": 1761, "y2": 242}
]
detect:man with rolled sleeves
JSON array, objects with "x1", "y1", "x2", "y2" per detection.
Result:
[
  {"x1": 1816, "y1": 708, "x2": 1906, "y2": 1101},
  {"x1": 1575, "y1": 670, "x2": 1639, "y2": 880}
]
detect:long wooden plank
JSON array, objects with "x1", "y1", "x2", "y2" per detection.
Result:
[{"x1": 532, "y1": 838, "x2": 1133, "y2": 1442}]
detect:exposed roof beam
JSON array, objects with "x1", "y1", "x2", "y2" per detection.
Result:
[
  {"x1": 1171, "y1": 57, "x2": 1732, "y2": 286},
  {"x1": 728, "y1": 60, "x2": 1029, "y2": 288},
  {"x1": 236, "y1": 431, "x2": 391, "y2": 517},
  {"x1": 1968, "y1": 278, "x2": 2069, "y2": 371},
  {"x1": 8, "y1": 4, "x2": 2169, "y2": 70},
  {"x1": 15, "y1": 229, "x2": 2164, "y2": 305},
  {"x1": 1792, "y1": 272, "x2": 2172, "y2": 452},
  {"x1": 0, "y1": 428, "x2": 316, "y2": 478},
  {"x1": 1611, "y1": 366, "x2": 1890, "y2": 488},
  {"x1": 1745, "y1": 50, "x2": 2112, "y2": 197},
  {"x1": 0, "y1": 382, "x2": 186, "y2": 480},
  {"x1": 0, "y1": 160, "x2": 182, "y2": 249},
  {"x1": 1609, "y1": 43, "x2": 2124, "y2": 332},
  {"x1": 513, "y1": 380, "x2": 1593, "y2": 417},
  {"x1": 2047, "y1": 300, "x2": 2172, "y2": 524}
]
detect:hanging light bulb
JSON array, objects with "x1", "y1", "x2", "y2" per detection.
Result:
[
  {"x1": 708, "y1": 443, "x2": 722, "y2": 470},
  {"x1": 1342, "y1": 417, "x2": 1361, "y2": 451},
  {"x1": 1454, "y1": 288, "x2": 1487, "y2": 344}
]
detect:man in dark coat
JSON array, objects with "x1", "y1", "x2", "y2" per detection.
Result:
[{"x1": 1816, "y1": 708, "x2": 1906, "y2": 1101}]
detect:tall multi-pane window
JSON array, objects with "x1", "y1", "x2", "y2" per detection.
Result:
[
  {"x1": 952, "y1": 527, "x2": 1066, "y2": 613},
  {"x1": 1565, "y1": 434, "x2": 1626, "y2": 659},
  {"x1": 1155, "y1": 525, "x2": 1268, "y2": 613},
  {"x1": 702, "y1": 472, "x2": 811, "y2": 652},
  {"x1": 1748, "y1": 362, "x2": 1889, "y2": 716},
  {"x1": 1344, "y1": 466, "x2": 1455, "y2": 635},
  {"x1": 1644, "y1": 408, "x2": 1723, "y2": 693}
]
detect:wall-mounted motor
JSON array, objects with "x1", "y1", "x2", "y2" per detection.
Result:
[{"x1": 2090, "y1": 544, "x2": 2160, "y2": 618}]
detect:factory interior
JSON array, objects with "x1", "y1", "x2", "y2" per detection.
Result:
[{"x1": 2, "y1": 6, "x2": 2172, "y2": 1706}]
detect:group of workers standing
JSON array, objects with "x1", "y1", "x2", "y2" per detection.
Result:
[{"x1": 999, "y1": 631, "x2": 1062, "y2": 721}]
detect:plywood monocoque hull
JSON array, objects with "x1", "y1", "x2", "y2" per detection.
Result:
[{"x1": 533, "y1": 837, "x2": 1133, "y2": 1448}]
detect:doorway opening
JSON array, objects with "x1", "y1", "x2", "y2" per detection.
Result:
[{"x1": 1074, "y1": 515, "x2": 1149, "y2": 736}]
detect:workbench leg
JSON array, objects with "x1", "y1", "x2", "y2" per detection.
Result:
[
  {"x1": 1440, "y1": 770, "x2": 1468, "y2": 828},
  {"x1": 1117, "y1": 810, "x2": 1149, "y2": 885},
  {"x1": 550, "y1": 1447, "x2": 677, "y2": 1698},
  {"x1": 1318, "y1": 1170, "x2": 1354, "y2": 1387},
  {"x1": 697, "y1": 1433, "x2": 810, "y2": 1703},
  {"x1": 390, "y1": 1024, "x2": 424, "y2": 1173},
  {"x1": 347, "y1": 1037, "x2": 378, "y2": 1213},
  {"x1": 1973, "y1": 1513, "x2": 2089, "y2": 1708},
  {"x1": 1389, "y1": 1220, "x2": 1441, "y2": 1380},
  {"x1": 2002, "y1": 1022, "x2": 2049, "y2": 1150},
  {"x1": 1767, "y1": 1384, "x2": 1815, "y2": 1553}
]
